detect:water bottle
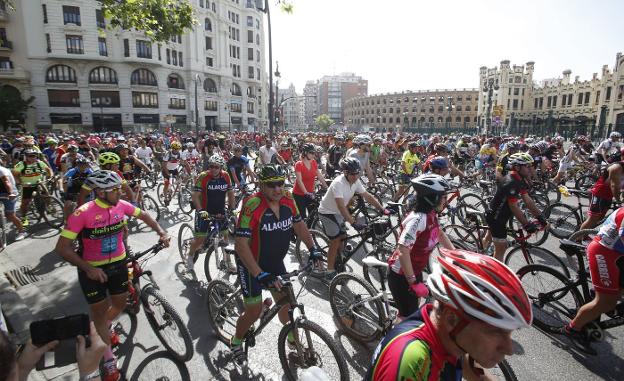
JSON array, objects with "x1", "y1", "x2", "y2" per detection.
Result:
[{"x1": 259, "y1": 297, "x2": 273, "y2": 321}]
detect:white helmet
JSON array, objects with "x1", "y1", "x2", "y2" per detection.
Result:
[
  {"x1": 610, "y1": 131, "x2": 621, "y2": 139},
  {"x1": 509, "y1": 152, "x2": 534, "y2": 166},
  {"x1": 186, "y1": 142, "x2": 195, "y2": 148},
  {"x1": 410, "y1": 174, "x2": 450, "y2": 196},
  {"x1": 207, "y1": 154, "x2": 225, "y2": 167},
  {"x1": 353, "y1": 134, "x2": 372, "y2": 145},
  {"x1": 85, "y1": 170, "x2": 122, "y2": 190},
  {"x1": 534, "y1": 141, "x2": 549, "y2": 154}
]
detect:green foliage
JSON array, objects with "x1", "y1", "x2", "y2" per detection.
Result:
[
  {"x1": 100, "y1": 0, "x2": 197, "y2": 42},
  {"x1": 315, "y1": 114, "x2": 335, "y2": 131},
  {"x1": 278, "y1": 0, "x2": 294, "y2": 13},
  {"x1": 0, "y1": 86, "x2": 34, "y2": 131},
  {"x1": 0, "y1": 0, "x2": 14, "y2": 11}
]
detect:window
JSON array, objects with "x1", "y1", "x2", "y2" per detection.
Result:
[
  {"x1": 257, "y1": 68, "x2": 260, "y2": 80},
  {"x1": 131, "y1": 69, "x2": 157, "y2": 86},
  {"x1": 231, "y1": 82, "x2": 242, "y2": 96},
  {"x1": 512, "y1": 99, "x2": 519, "y2": 110},
  {"x1": 132, "y1": 92, "x2": 158, "y2": 108},
  {"x1": 212, "y1": 3, "x2": 216, "y2": 12},
  {"x1": 136, "y1": 40, "x2": 152, "y2": 58},
  {"x1": 553, "y1": 95, "x2": 557, "y2": 107},
  {"x1": 42, "y1": 4, "x2": 48, "y2": 23},
  {"x1": 89, "y1": 67, "x2": 118, "y2": 84},
  {"x1": 595, "y1": 91, "x2": 601, "y2": 104},
  {"x1": 206, "y1": 57, "x2": 213, "y2": 67},
  {"x1": 172, "y1": 50, "x2": 177, "y2": 65},
  {"x1": 63, "y1": 6, "x2": 81, "y2": 26},
  {"x1": 248, "y1": 48, "x2": 253, "y2": 61},
  {"x1": 606, "y1": 86, "x2": 612, "y2": 101},
  {"x1": 256, "y1": 50, "x2": 260, "y2": 62},
  {"x1": 206, "y1": 36, "x2": 212, "y2": 50},
  {"x1": 247, "y1": 102, "x2": 254, "y2": 113},
  {"x1": 205, "y1": 100, "x2": 218, "y2": 111},
  {"x1": 48, "y1": 90, "x2": 80, "y2": 107},
  {"x1": 96, "y1": 9, "x2": 105, "y2": 28},
  {"x1": 585, "y1": 91, "x2": 590, "y2": 105},
  {"x1": 247, "y1": 30, "x2": 254, "y2": 43},
  {"x1": 167, "y1": 74, "x2": 185, "y2": 89},
  {"x1": 66, "y1": 35, "x2": 84, "y2": 54},
  {"x1": 562, "y1": 94, "x2": 567, "y2": 106},
  {"x1": 465, "y1": 105, "x2": 471, "y2": 111},
  {"x1": 205, "y1": 18, "x2": 212, "y2": 31},
  {"x1": 123, "y1": 39, "x2": 129, "y2": 57},
  {"x1": 248, "y1": 66, "x2": 254, "y2": 79},
  {"x1": 169, "y1": 98, "x2": 186, "y2": 109},
  {"x1": 90, "y1": 91, "x2": 120, "y2": 107},
  {"x1": 98, "y1": 37, "x2": 107, "y2": 56},
  {"x1": 204, "y1": 78, "x2": 217, "y2": 92},
  {"x1": 568, "y1": 94, "x2": 572, "y2": 106},
  {"x1": 200, "y1": 0, "x2": 204, "y2": 7},
  {"x1": 547, "y1": 96, "x2": 552, "y2": 108},
  {"x1": 246, "y1": 0, "x2": 254, "y2": 8},
  {"x1": 577, "y1": 93, "x2": 583, "y2": 105},
  {"x1": 166, "y1": 49, "x2": 171, "y2": 64},
  {"x1": 256, "y1": 33, "x2": 259, "y2": 45},
  {"x1": 158, "y1": 44, "x2": 161, "y2": 60},
  {"x1": 45, "y1": 33, "x2": 51, "y2": 53},
  {"x1": 231, "y1": 102, "x2": 242, "y2": 113},
  {"x1": 513, "y1": 88, "x2": 519, "y2": 96},
  {"x1": 179, "y1": 51, "x2": 183, "y2": 67},
  {"x1": 256, "y1": 19, "x2": 260, "y2": 29}
]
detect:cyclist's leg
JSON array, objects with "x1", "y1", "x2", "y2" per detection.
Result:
[
  {"x1": 579, "y1": 194, "x2": 610, "y2": 231},
  {"x1": 233, "y1": 260, "x2": 263, "y2": 344},
  {"x1": 319, "y1": 214, "x2": 345, "y2": 272},
  {"x1": 387, "y1": 269, "x2": 421, "y2": 320},
  {"x1": 1, "y1": 196, "x2": 22, "y2": 232},
  {"x1": 486, "y1": 216, "x2": 507, "y2": 261},
  {"x1": 190, "y1": 212, "x2": 209, "y2": 257},
  {"x1": 293, "y1": 193, "x2": 308, "y2": 220}
]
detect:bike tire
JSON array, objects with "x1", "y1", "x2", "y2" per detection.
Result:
[
  {"x1": 294, "y1": 229, "x2": 330, "y2": 267},
  {"x1": 41, "y1": 196, "x2": 65, "y2": 228},
  {"x1": 544, "y1": 203, "x2": 581, "y2": 239},
  {"x1": 205, "y1": 279, "x2": 243, "y2": 344},
  {"x1": 144, "y1": 173, "x2": 157, "y2": 189},
  {"x1": 0, "y1": 209, "x2": 6, "y2": 252},
  {"x1": 362, "y1": 246, "x2": 393, "y2": 292},
  {"x1": 141, "y1": 285, "x2": 194, "y2": 362},
  {"x1": 203, "y1": 244, "x2": 238, "y2": 284},
  {"x1": 441, "y1": 224, "x2": 482, "y2": 253},
  {"x1": 156, "y1": 183, "x2": 167, "y2": 206},
  {"x1": 330, "y1": 272, "x2": 386, "y2": 342},
  {"x1": 454, "y1": 193, "x2": 487, "y2": 229},
  {"x1": 575, "y1": 174, "x2": 596, "y2": 191},
  {"x1": 278, "y1": 319, "x2": 349, "y2": 381},
  {"x1": 140, "y1": 195, "x2": 161, "y2": 222},
  {"x1": 504, "y1": 246, "x2": 570, "y2": 278},
  {"x1": 178, "y1": 186, "x2": 193, "y2": 215},
  {"x1": 177, "y1": 223, "x2": 197, "y2": 264},
  {"x1": 516, "y1": 264, "x2": 583, "y2": 333},
  {"x1": 493, "y1": 359, "x2": 519, "y2": 381}
]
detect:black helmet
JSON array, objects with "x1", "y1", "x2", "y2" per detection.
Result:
[
  {"x1": 339, "y1": 157, "x2": 361, "y2": 174},
  {"x1": 408, "y1": 141, "x2": 418, "y2": 149},
  {"x1": 301, "y1": 143, "x2": 316, "y2": 154},
  {"x1": 434, "y1": 143, "x2": 448, "y2": 153},
  {"x1": 257, "y1": 164, "x2": 285, "y2": 182},
  {"x1": 75, "y1": 156, "x2": 89, "y2": 165}
]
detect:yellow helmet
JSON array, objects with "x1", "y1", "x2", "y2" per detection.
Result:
[
  {"x1": 98, "y1": 151, "x2": 120, "y2": 166},
  {"x1": 171, "y1": 141, "x2": 182, "y2": 150}
]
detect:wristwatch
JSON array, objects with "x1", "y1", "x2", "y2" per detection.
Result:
[{"x1": 79, "y1": 370, "x2": 100, "y2": 381}]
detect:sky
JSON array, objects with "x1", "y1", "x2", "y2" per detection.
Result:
[{"x1": 269, "y1": 0, "x2": 624, "y2": 95}]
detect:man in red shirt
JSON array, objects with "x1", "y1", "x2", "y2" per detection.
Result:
[{"x1": 293, "y1": 143, "x2": 327, "y2": 219}]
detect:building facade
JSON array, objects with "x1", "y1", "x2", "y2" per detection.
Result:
[
  {"x1": 277, "y1": 83, "x2": 302, "y2": 131},
  {"x1": 345, "y1": 89, "x2": 479, "y2": 133},
  {"x1": 303, "y1": 80, "x2": 318, "y2": 128},
  {"x1": 315, "y1": 73, "x2": 367, "y2": 125},
  {"x1": 477, "y1": 53, "x2": 624, "y2": 137},
  {"x1": 0, "y1": 0, "x2": 268, "y2": 132}
]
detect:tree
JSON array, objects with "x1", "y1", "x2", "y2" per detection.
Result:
[
  {"x1": 0, "y1": 86, "x2": 34, "y2": 131},
  {"x1": 315, "y1": 114, "x2": 334, "y2": 132}
]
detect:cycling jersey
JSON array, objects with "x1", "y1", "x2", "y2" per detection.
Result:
[
  {"x1": 477, "y1": 145, "x2": 497, "y2": 162},
  {"x1": 388, "y1": 210, "x2": 439, "y2": 275},
  {"x1": 60, "y1": 199, "x2": 141, "y2": 267},
  {"x1": 64, "y1": 167, "x2": 93, "y2": 194},
  {"x1": 365, "y1": 304, "x2": 460, "y2": 381},
  {"x1": 400, "y1": 151, "x2": 421, "y2": 175},
  {"x1": 162, "y1": 150, "x2": 182, "y2": 170},
  {"x1": 596, "y1": 207, "x2": 624, "y2": 254},
  {"x1": 591, "y1": 161, "x2": 624, "y2": 200},
  {"x1": 486, "y1": 171, "x2": 529, "y2": 222},
  {"x1": 120, "y1": 156, "x2": 137, "y2": 181},
  {"x1": 13, "y1": 160, "x2": 49, "y2": 186},
  {"x1": 193, "y1": 170, "x2": 232, "y2": 214},
  {"x1": 496, "y1": 153, "x2": 510, "y2": 177},
  {"x1": 227, "y1": 155, "x2": 250, "y2": 183}
]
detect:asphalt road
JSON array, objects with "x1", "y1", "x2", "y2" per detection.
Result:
[{"x1": 5, "y1": 179, "x2": 624, "y2": 381}]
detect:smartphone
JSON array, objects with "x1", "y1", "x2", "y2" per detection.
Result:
[{"x1": 29, "y1": 314, "x2": 90, "y2": 346}]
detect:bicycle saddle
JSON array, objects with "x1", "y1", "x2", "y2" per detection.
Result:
[
  {"x1": 362, "y1": 256, "x2": 388, "y2": 269},
  {"x1": 559, "y1": 239, "x2": 586, "y2": 255}
]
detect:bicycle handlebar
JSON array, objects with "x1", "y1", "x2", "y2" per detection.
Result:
[{"x1": 125, "y1": 242, "x2": 166, "y2": 262}]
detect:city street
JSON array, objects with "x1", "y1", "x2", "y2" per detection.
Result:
[{"x1": 0, "y1": 185, "x2": 622, "y2": 381}]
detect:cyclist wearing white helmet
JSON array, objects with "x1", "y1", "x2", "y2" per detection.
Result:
[
  {"x1": 367, "y1": 248, "x2": 532, "y2": 381},
  {"x1": 347, "y1": 134, "x2": 375, "y2": 184},
  {"x1": 596, "y1": 131, "x2": 622, "y2": 166}
]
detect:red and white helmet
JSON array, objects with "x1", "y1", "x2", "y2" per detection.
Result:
[{"x1": 427, "y1": 248, "x2": 532, "y2": 331}]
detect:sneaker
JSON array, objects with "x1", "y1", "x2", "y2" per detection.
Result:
[
  {"x1": 20, "y1": 218, "x2": 29, "y2": 227},
  {"x1": 14, "y1": 231, "x2": 27, "y2": 241},
  {"x1": 287, "y1": 337, "x2": 297, "y2": 351},
  {"x1": 229, "y1": 340, "x2": 247, "y2": 365},
  {"x1": 110, "y1": 329, "x2": 120, "y2": 347},
  {"x1": 559, "y1": 325, "x2": 597, "y2": 356},
  {"x1": 102, "y1": 358, "x2": 121, "y2": 381}
]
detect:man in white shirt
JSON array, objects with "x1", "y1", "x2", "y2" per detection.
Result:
[
  {"x1": 134, "y1": 139, "x2": 153, "y2": 166},
  {"x1": 317, "y1": 157, "x2": 388, "y2": 280},
  {"x1": 258, "y1": 138, "x2": 284, "y2": 165},
  {"x1": 0, "y1": 154, "x2": 25, "y2": 242}
]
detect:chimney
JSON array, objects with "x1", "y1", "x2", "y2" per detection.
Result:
[{"x1": 562, "y1": 70, "x2": 571, "y2": 85}]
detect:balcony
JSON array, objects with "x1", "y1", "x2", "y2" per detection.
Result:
[
  {"x1": 0, "y1": 40, "x2": 12, "y2": 51},
  {"x1": 0, "y1": 7, "x2": 8, "y2": 21}
]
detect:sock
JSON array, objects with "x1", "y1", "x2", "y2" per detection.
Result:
[
  {"x1": 104, "y1": 345, "x2": 114, "y2": 361},
  {"x1": 287, "y1": 331, "x2": 295, "y2": 343},
  {"x1": 566, "y1": 322, "x2": 579, "y2": 332},
  {"x1": 231, "y1": 336, "x2": 242, "y2": 346}
]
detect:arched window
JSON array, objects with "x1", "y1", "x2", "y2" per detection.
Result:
[
  {"x1": 205, "y1": 18, "x2": 212, "y2": 31},
  {"x1": 246, "y1": 86, "x2": 255, "y2": 97},
  {"x1": 167, "y1": 73, "x2": 185, "y2": 89},
  {"x1": 89, "y1": 66, "x2": 118, "y2": 84},
  {"x1": 131, "y1": 68, "x2": 157, "y2": 86},
  {"x1": 438, "y1": 106, "x2": 443, "y2": 112},
  {"x1": 231, "y1": 82, "x2": 241, "y2": 96},
  {"x1": 204, "y1": 78, "x2": 217, "y2": 92},
  {"x1": 428, "y1": 116, "x2": 434, "y2": 122},
  {"x1": 464, "y1": 116, "x2": 471, "y2": 122},
  {"x1": 46, "y1": 64, "x2": 77, "y2": 83},
  {"x1": 465, "y1": 105, "x2": 471, "y2": 111},
  {"x1": 455, "y1": 117, "x2": 462, "y2": 123}
]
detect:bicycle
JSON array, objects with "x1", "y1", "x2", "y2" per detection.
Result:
[
  {"x1": 156, "y1": 169, "x2": 193, "y2": 213},
  {"x1": 517, "y1": 239, "x2": 624, "y2": 342},
  {"x1": 177, "y1": 214, "x2": 237, "y2": 284},
  {"x1": 124, "y1": 242, "x2": 194, "y2": 362},
  {"x1": 24, "y1": 180, "x2": 65, "y2": 229},
  {"x1": 205, "y1": 266, "x2": 349, "y2": 381}
]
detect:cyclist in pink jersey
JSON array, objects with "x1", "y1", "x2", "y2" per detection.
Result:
[{"x1": 56, "y1": 170, "x2": 170, "y2": 381}]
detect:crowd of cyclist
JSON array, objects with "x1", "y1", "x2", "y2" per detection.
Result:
[{"x1": 1, "y1": 128, "x2": 623, "y2": 380}]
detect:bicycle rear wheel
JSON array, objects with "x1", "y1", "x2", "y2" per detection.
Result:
[
  {"x1": 294, "y1": 229, "x2": 330, "y2": 268},
  {"x1": 206, "y1": 279, "x2": 243, "y2": 344},
  {"x1": 441, "y1": 224, "x2": 482, "y2": 253},
  {"x1": 41, "y1": 196, "x2": 65, "y2": 228},
  {"x1": 141, "y1": 285, "x2": 194, "y2": 362},
  {"x1": 278, "y1": 319, "x2": 349, "y2": 381},
  {"x1": 487, "y1": 359, "x2": 519, "y2": 381},
  {"x1": 362, "y1": 244, "x2": 393, "y2": 291},
  {"x1": 544, "y1": 203, "x2": 580, "y2": 239},
  {"x1": 140, "y1": 195, "x2": 160, "y2": 222},
  {"x1": 329, "y1": 272, "x2": 385, "y2": 342},
  {"x1": 178, "y1": 186, "x2": 193, "y2": 215},
  {"x1": 177, "y1": 223, "x2": 197, "y2": 264},
  {"x1": 203, "y1": 244, "x2": 238, "y2": 284},
  {"x1": 516, "y1": 264, "x2": 583, "y2": 333},
  {"x1": 156, "y1": 183, "x2": 167, "y2": 206},
  {"x1": 504, "y1": 246, "x2": 570, "y2": 278}
]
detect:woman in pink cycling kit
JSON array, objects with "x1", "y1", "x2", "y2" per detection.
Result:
[{"x1": 387, "y1": 174, "x2": 455, "y2": 319}]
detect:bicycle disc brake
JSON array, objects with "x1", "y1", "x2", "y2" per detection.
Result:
[{"x1": 585, "y1": 321, "x2": 604, "y2": 341}]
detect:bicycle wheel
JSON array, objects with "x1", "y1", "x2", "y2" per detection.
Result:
[
  {"x1": 362, "y1": 245, "x2": 393, "y2": 291},
  {"x1": 206, "y1": 279, "x2": 243, "y2": 344},
  {"x1": 294, "y1": 229, "x2": 330, "y2": 267},
  {"x1": 278, "y1": 319, "x2": 349, "y2": 381},
  {"x1": 41, "y1": 196, "x2": 65, "y2": 228},
  {"x1": 544, "y1": 203, "x2": 580, "y2": 239},
  {"x1": 143, "y1": 173, "x2": 157, "y2": 189},
  {"x1": 488, "y1": 359, "x2": 519, "y2": 381},
  {"x1": 504, "y1": 246, "x2": 570, "y2": 278},
  {"x1": 141, "y1": 285, "x2": 194, "y2": 362},
  {"x1": 568, "y1": 229, "x2": 598, "y2": 246},
  {"x1": 140, "y1": 195, "x2": 161, "y2": 222},
  {"x1": 203, "y1": 244, "x2": 238, "y2": 284},
  {"x1": 369, "y1": 181, "x2": 394, "y2": 203},
  {"x1": 441, "y1": 224, "x2": 482, "y2": 253},
  {"x1": 516, "y1": 264, "x2": 583, "y2": 333},
  {"x1": 156, "y1": 183, "x2": 167, "y2": 206},
  {"x1": 454, "y1": 193, "x2": 487, "y2": 228},
  {"x1": 329, "y1": 272, "x2": 385, "y2": 342},
  {"x1": 177, "y1": 223, "x2": 196, "y2": 264},
  {"x1": 575, "y1": 174, "x2": 595, "y2": 191},
  {"x1": 178, "y1": 186, "x2": 193, "y2": 215},
  {"x1": 0, "y1": 210, "x2": 6, "y2": 252}
]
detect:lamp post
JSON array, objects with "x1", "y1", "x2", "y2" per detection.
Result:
[
  {"x1": 274, "y1": 62, "x2": 281, "y2": 133},
  {"x1": 194, "y1": 74, "x2": 200, "y2": 137},
  {"x1": 257, "y1": 0, "x2": 276, "y2": 139},
  {"x1": 446, "y1": 96, "x2": 455, "y2": 130},
  {"x1": 482, "y1": 79, "x2": 499, "y2": 136},
  {"x1": 225, "y1": 104, "x2": 231, "y2": 133}
]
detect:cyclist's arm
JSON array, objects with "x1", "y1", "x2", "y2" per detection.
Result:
[
  {"x1": 334, "y1": 196, "x2": 355, "y2": 224},
  {"x1": 609, "y1": 165, "x2": 622, "y2": 202},
  {"x1": 227, "y1": 189, "x2": 235, "y2": 211},
  {"x1": 122, "y1": 182, "x2": 134, "y2": 202},
  {"x1": 438, "y1": 229, "x2": 455, "y2": 250},
  {"x1": 133, "y1": 156, "x2": 149, "y2": 172},
  {"x1": 191, "y1": 190, "x2": 202, "y2": 211},
  {"x1": 235, "y1": 236, "x2": 262, "y2": 277},
  {"x1": 56, "y1": 236, "x2": 94, "y2": 273},
  {"x1": 135, "y1": 210, "x2": 168, "y2": 240},
  {"x1": 449, "y1": 161, "x2": 465, "y2": 178},
  {"x1": 229, "y1": 167, "x2": 241, "y2": 187},
  {"x1": 509, "y1": 199, "x2": 530, "y2": 226},
  {"x1": 293, "y1": 220, "x2": 314, "y2": 250},
  {"x1": 316, "y1": 167, "x2": 328, "y2": 188},
  {"x1": 362, "y1": 191, "x2": 384, "y2": 211}
]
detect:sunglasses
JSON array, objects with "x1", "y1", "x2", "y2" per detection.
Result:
[
  {"x1": 346, "y1": 171, "x2": 361, "y2": 176},
  {"x1": 208, "y1": 165, "x2": 221, "y2": 169},
  {"x1": 265, "y1": 181, "x2": 285, "y2": 189},
  {"x1": 104, "y1": 186, "x2": 122, "y2": 193},
  {"x1": 26, "y1": 154, "x2": 37, "y2": 158}
]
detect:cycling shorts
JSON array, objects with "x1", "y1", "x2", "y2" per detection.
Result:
[
  {"x1": 236, "y1": 257, "x2": 286, "y2": 305},
  {"x1": 21, "y1": 186, "x2": 37, "y2": 199},
  {"x1": 558, "y1": 160, "x2": 572, "y2": 173},
  {"x1": 0, "y1": 194, "x2": 16, "y2": 213},
  {"x1": 486, "y1": 215, "x2": 508, "y2": 241},
  {"x1": 162, "y1": 168, "x2": 179, "y2": 180},
  {"x1": 387, "y1": 270, "x2": 422, "y2": 317},
  {"x1": 587, "y1": 239, "x2": 624, "y2": 294},
  {"x1": 589, "y1": 194, "x2": 612, "y2": 217},
  {"x1": 78, "y1": 261, "x2": 129, "y2": 304},
  {"x1": 318, "y1": 213, "x2": 346, "y2": 239}
]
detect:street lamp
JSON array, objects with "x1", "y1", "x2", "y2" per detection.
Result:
[
  {"x1": 257, "y1": 0, "x2": 276, "y2": 139},
  {"x1": 194, "y1": 74, "x2": 201, "y2": 137},
  {"x1": 446, "y1": 96, "x2": 455, "y2": 129},
  {"x1": 274, "y1": 62, "x2": 281, "y2": 132},
  {"x1": 224, "y1": 104, "x2": 231, "y2": 133},
  {"x1": 482, "y1": 79, "x2": 499, "y2": 136}
]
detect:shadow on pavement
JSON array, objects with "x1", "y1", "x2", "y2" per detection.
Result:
[
  {"x1": 332, "y1": 327, "x2": 374, "y2": 377},
  {"x1": 31, "y1": 249, "x2": 69, "y2": 276},
  {"x1": 27, "y1": 223, "x2": 61, "y2": 240},
  {"x1": 128, "y1": 350, "x2": 191, "y2": 381}
]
